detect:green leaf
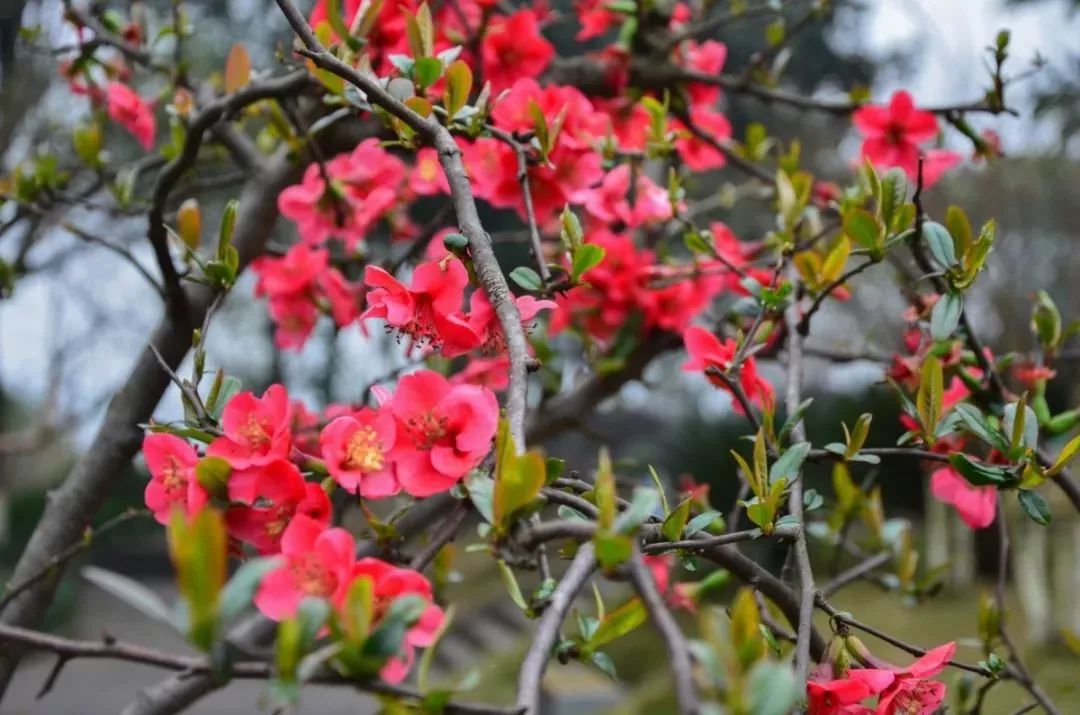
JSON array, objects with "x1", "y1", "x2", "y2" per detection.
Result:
[
  {"x1": 497, "y1": 560, "x2": 529, "y2": 612},
  {"x1": 217, "y1": 199, "x2": 238, "y2": 260},
  {"x1": 931, "y1": 291, "x2": 963, "y2": 341},
  {"x1": 768, "y1": 442, "x2": 810, "y2": 485},
  {"x1": 946, "y1": 205, "x2": 972, "y2": 259},
  {"x1": 195, "y1": 456, "x2": 232, "y2": 496},
  {"x1": 685, "y1": 510, "x2": 724, "y2": 536},
  {"x1": 594, "y1": 532, "x2": 633, "y2": 569},
  {"x1": 843, "y1": 208, "x2": 882, "y2": 252},
  {"x1": 572, "y1": 244, "x2": 605, "y2": 282},
  {"x1": 464, "y1": 470, "x2": 494, "y2": 524},
  {"x1": 1003, "y1": 400, "x2": 1039, "y2": 453},
  {"x1": 917, "y1": 355, "x2": 943, "y2": 443},
  {"x1": 585, "y1": 598, "x2": 647, "y2": 653},
  {"x1": 412, "y1": 56, "x2": 442, "y2": 90},
  {"x1": 747, "y1": 661, "x2": 801, "y2": 715},
  {"x1": 948, "y1": 453, "x2": 1013, "y2": 487},
  {"x1": 509, "y1": 266, "x2": 543, "y2": 292},
  {"x1": 493, "y1": 420, "x2": 546, "y2": 529},
  {"x1": 1046, "y1": 432, "x2": 1080, "y2": 477},
  {"x1": 590, "y1": 651, "x2": 617, "y2": 680},
  {"x1": 219, "y1": 557, "x2": 280, "y2": 624},
  {"x1": 952, "y1": 404, "x2": 1010, "y2": 452},
  {"x1": 614, "y1": 487, "x2": 659, "y2": 534},
  {"x1": 443, "y1": 59, "x2": 472, "y2": 118},
  {"x1": 924, "y1": 221, "x2": 957, "y2": 270},
  {"x1": 1018, "y1": 490, "x2": 1050, "y2": 526},
  {"x1": 661, "y1": 499, "x2": 692, "y2": 542},
  {"x1": 82, "y1": 566, "x2": 173, "y2": 625}
]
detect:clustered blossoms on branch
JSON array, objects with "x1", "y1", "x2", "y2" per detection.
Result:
[{"x1": 141, "y1": 372, "x2": 498, "y2": 681}]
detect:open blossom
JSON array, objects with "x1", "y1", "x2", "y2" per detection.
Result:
[
  {"x1": 575, "y1": 0, "x2": 618, "y2": 39},
  {"x1": 386, "y1": 370, "x2": 498, "y2": 496},
  {"x1": 675, "y1": 105, "x2": 732, "y2": 171},
  {"x1": 853, "y1": 91, "x2": 961, "y2": 185},
  {"x1": 226, "y1": 460, "x2": 331, "y2": 554},
  {"x1": 350, "y1": 558, "x2": 445, "y2": 683},
  {"x1": 481, "y1": 10, "x2": 554, "y2": 92},
  {"x1": 808, "y1": 643, "x2": 954, "y2": 714},
  {"x1": 930, "y1": 466, "x2": 997, "y2": 529},
  {"x1": 253, "y1": 243, "x2": 328, "y2": 297},
  {"x1": 362, "y1": 258, "x2": 478, "y2": 355},
  {"x1": 208, "y1": 384, "x2": 292, "y2": 469},
  {"x1": 319, "y1": 409, "x2": 399, "y2": 498},
  {"x1": 573, "y1": 165, "x2": 674, "y2": 229},
  {"x1": 807, "y1": 668, "x2": 893, "y2": 714},
  {"x1": 254, "y1": 515, "x2": 357, "y2": 620},
  {"x1": 106, "y1": 82, "x2": 155, "y2": 150},
  {"x1": 682, "y1": 325, "x2": 772, "y2": 408},
  {"x1": 492, "y1": 79, "x2": 603, "y2": 151},
  {"x1": 459, "y1": 291, "x2": 556, "y2": 356},
  {"x1": 449, "y1": 356, "x2": 511, "y2": 391},
  {"x1": 681, "y1": 40, "x2": 728, "y2": 106},
  {"x1": 142, "y1": 433, "x2": 206, "y2": 524}
]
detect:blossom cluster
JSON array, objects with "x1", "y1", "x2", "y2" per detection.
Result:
[
  {"x1": 141, "y1": 375, "x2": 498, "y2": 680},
  {"x1": 807, "y1": 642, "x2": 955, "y2": 714}
]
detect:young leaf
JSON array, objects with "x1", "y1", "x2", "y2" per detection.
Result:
[
  {"x1": 443, "y1": 59, "x2": 472, "y2": 118},
  {"x1": 661, "y1": 499, "x2": 692, "y2": 542},
  {"x1": 930, "y1": 291, "x2": 963, "y2": 341},
  {"x1": 1046, "y1": 432, "x2": 1080, "y2": 477},
  {"x1": 916, "y1": 355, "x2": 943, "y2": 444},
  {"x1": 924, "y1": 221, "x2": 957, "y2": 270},
  {"x1": 82, "y1": 566, "x2": 173, "y2": 625},
  {"x1": 509, "y1": 266, "x2": 543, "y2": 292},
  {"x1": 768, "y1": 442, "x2": 810, "y2": 485},
  {"x1": 224, "y1": 43, "x2": 251, "y2": 94},
  {"x1": 572, "y1": 244, "x2": 605, "y2": 282},
  {"x1": 843, "y1": 208, "x2": 881, "y2": 252},
  {"x1": 1018, "y1": 490, "x2": 1051, "y2": 526},
  {"x1": 948, "y1": 453, "x2": 1013, "y2": 487},
  {"x1": 585, "y1": 597, "x2": 647, "y2": 653}
]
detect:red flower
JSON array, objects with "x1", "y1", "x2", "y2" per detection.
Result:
[
  {"x1": 460, "y1": 291, "x2": 555, "y2": 357},
  {"x1": 481, "y1": 11, "x2": 554, "y2": 92},
  {"x1": 930, "y1": 466, "x2": 996, "y2": 529},
  {"x1": 874, "y1": 642, "x2": 955, "y2": 714},
  {"x1": 106, "y1": 82, "x2": 155, "y2": 150},
  {"x1": 492, "y1": 79, "x2": 603, "y2": 151},
  {"x1": 675, "y1": 105, "x2": 732, "y2": 171},
  {"x1": 362, "y1": 258, "x2": 478, "y2": 355},
  {"x1": 319, "y1": 409, "x2": 399, "y2": 498},
  {"x1": 387, "y1": 370, "x2": 498, "y2": 496},
  {"x1": 254, "y1": 515, "x2": 357, "y2": 619},
  {"x1": 142, "y1": 433, "x2": 206, "y2": 524},
  {"x1": 226, "y1": 460, "x2": 331, "y2": 554},
  {"x1": 807, "y1": 668, "x2": 893, "y2": 714},
  {"x1": 682, "y1": 326, "x2": 772, "y2": 409},
  {"x1": 574, "y1": 164, "x2": 674, "y2": 229},
  {"x1": 349, "y1": 558, "x2": 445, "y2": 683},
  {"x1": 575, "y1": 0, "x2": 618, "y2": 40},
  {"x1": 253, "y1": 243, "x2": 328, "y2": 298},
  {"x1": 208, "y1": 384, "x2": 292, "y2": 469},
  {"x1": 450, "y1": 356, "x2": 511, "y2": 391},
  {"x1": 408, "y1": 148, "x2": 449, "y2": 197},
  {"x1": 853, "y1": 91, "x2": 960, "y2": 186},
  {"x1": 681, "y1": 40, "x2": 728, "y2": 106},
  {"x1": 267, "y1": 294, "x2": 320, "y2": 350}
]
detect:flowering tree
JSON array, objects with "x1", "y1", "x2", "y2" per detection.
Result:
[{"x1": 0, "y1": 1, "x2": 1072, "y2": 713}]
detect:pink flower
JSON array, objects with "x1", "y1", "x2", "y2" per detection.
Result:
[
  {"x1": 106, "y1": 82, "x2": 156, "y2": 150},
  {"x1": 253, "y1": 243, "x2": 329, "y2": 298},
  {"x1": 575, "y1": 0, "x2": 618, "y2": 40},
  {"x1": 808, "y1": 668, "x2": 893, "y2": 714},
  {"x1": 675, "y1": 105, "x2": 732, "y2": 171},
  {"x1": 254, "y1": 515, "x2": 357, "y2": 619},
  {"x1": 458, "y1": 291, "x2": 556, "y2": 357},
  {"x1": 930, "y1": 466, "x2": 996, "y2": 529},
  {"x1": 492, "y1": 79, "x2": 603, "y2": 151},
  {"x1": 481, "y1": 11, "x2": 554, "y2": 92},
  {"x1": 349, "y1": 558, "x2": 445, "y2": 683},
  {"x1": 267, "y1": 294, "x2": 320, "y2": 350},
  {"x1": 226, "y1": 460, "x2": 331, "y2": 554},
  {"x1": 319, "y1": 267, "x2": 363, "y2": 327},
  {"x1": 874, "y1": 642, "x2": 955, "y2": 714},
  {"x1": 387, "y1": 370, "x2": 498, "y2": 496},
  {"x1": 449, "y1": 356, "x2": 511, "y2": 391},
  {"x1": 408, "y1": 148, "x2": 449, "y2": 196},
  {"x1": 853, "y1": 91, "x2": 960, "y2": 186},
  {"x1": 362, "y1": 258, "x2": 478, "y2": 355},
  {"x1": 682, "y1": 326, "x2": 772, "y2": 408},
  {"x1": 208, "y1": 384, "x2": 292, "y2": 469},
  {"x1": 319, "y1": 409, "x2": 399, "y2": 498},
  {"x1": 142, "y1": 433, "x2": 207, "y2": 524},
  {"x1": 574, "y1": 165, "x2": 674, "y2": 228},
  {"x1": 681, "y1": 40, "x2": 728, "y2": 106}
]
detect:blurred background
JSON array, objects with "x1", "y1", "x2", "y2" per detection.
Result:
[{"x1": 2, "y1": 0, "x2": 1080, "y2": 712}]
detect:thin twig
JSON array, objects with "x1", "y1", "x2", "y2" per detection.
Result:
[
  {"x1": 515, "y1": 543, "x2": 596, "y2": 715},
  {"x1": 628, "y1": 548, "x2": 700, "y2": 714}
]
